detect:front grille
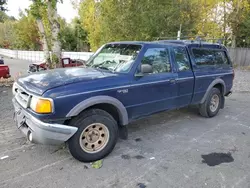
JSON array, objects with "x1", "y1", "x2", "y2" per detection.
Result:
[{"x1": 13, "y1": 83, "x2": 31, "y2": 108}]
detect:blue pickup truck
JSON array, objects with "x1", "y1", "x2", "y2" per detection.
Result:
[{"x1": 12, "y1": 40, "x2": 234, "y2": 162}]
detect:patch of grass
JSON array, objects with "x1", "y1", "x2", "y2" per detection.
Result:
[
  {"x1": 233, "y1": 64, "x2": 239, "y2": 69},
  {"x1": 234, "y1": 65, "x2": 250, "y2": 71},
  {"x1": 245, "y1": 66, "x2": 250, "y2": 71},
  {"x1": 0, "y1": 77, "x2": 14, "y2": 87}
]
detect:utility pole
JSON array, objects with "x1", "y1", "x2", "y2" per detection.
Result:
[
  {"x1": 223, "y1": 0, "x2": 226, "y2": 45},
  {"x1": 231, "y1": 0, "x2": 240, "y2": 48},
  {"x1": 177, "y1": 24, "x2": 182, "y2": 40}
]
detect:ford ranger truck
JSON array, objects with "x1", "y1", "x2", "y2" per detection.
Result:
[{"x1": 12, "y1": 40, "x2": 234, "y2": 162}]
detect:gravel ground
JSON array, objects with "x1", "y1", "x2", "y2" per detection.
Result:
[
  {"x1": 2, "y1": 57, "x2": 31, "y2": 77},
  {"x1": 0, "y1": 60, "x2": 250, "y2": 188},
  {"x1": 1, "y1": 87, "x2": 250, "y2": 188},
  {"x1": 233, "y1": 69, "x2": 250, "y2": 92}
]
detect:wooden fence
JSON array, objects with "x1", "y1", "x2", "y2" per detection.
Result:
[{"x1": 228, "y1": 48, "x2": 250, "y2": 66}]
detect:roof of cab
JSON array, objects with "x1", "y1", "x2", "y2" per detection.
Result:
[
  {"x1": 107, "y1": 40, "x2": 227, "y2": 50},
  {"x1": 108, "y1": 41, "x2": 155, "y2": 45},
  {"x1": 156, "y1": 40, "x2": 227, "y2": 49},
  {"x1": 107, "y1": 41, "x2": 185, "y2": 46}
]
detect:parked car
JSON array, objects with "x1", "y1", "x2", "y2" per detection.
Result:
[
  {"x1": 0, "y1": 65, "x2": 10, "y2": 78},
  {"x1": 12, "y1": 40, "x2": 234, "y2": 162},
  {"x1": 28, "y1": 58, "x2": 86, "y2": 73}
]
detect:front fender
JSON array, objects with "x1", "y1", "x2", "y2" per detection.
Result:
[{"x1": 66, "y1": 95, "x2": 128, "y2": 125}]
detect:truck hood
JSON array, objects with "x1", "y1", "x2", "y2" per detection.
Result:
[{"x1": 17, "y1": 67, "x2": 116, "y2": 95}]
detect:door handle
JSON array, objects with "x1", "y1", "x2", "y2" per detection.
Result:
[{"x1": 169, "y1": 79, "x2": 176, "y2": 83}]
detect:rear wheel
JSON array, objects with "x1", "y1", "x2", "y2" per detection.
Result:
[
  {"x1": 68, "y1": 109, "x2": 118, "y2": 162},
  {"x1": 199, "y1": 88, "x2": 222, "y2": 118}
]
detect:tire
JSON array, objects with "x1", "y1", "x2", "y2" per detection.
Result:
[
  {"x1": 68, "y1": 109, "x2": 118, "y2": 162},
  {"x1": 199, "y1": 88, "x2": 222, "y2": 118}
]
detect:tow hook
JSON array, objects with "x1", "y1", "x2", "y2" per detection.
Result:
[{"x1": 27, "y1": 130, "x2": 33, "y2": 142}]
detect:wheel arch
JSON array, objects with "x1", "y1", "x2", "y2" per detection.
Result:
[
  {"x1": 200, "y1": 78, "x2": 226, "y2": 104},
  {"x1": 66, "y1": 96, "x2": 128, "y2": 126}
]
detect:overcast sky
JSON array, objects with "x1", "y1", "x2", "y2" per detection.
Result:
[{"x1": 6, "y1": 0, "x2": 78, "y2": 23}]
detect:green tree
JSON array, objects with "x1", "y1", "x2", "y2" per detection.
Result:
[
  {"x1": 30, "y1": 0, "x2": 51, "y2": 63},
  {"x1": 79, "y1": 0, "x2": 203, "y2": 50},
  {"x1": 193, "y1": 0, "x2": 223, "y2": 39},
  {"x1": 233, "y1": 5, "x2": 250, "y2": 47},
  {"x1": 79, "y1": 0, "x2": 102, "y2": 51},
  {"x1": 0, "y1": 11, "x2": 17, "y2": 48},
  {"x1": 59, "y1": 18, "x2": 88, "y2": 51},
  {"x1": 14, "y1": 11, "x2": 41, "y2": 50},
  {"x1": 0, "y1": 0, "x2": 7, "y2": 11},
  {"x1": 227, "y1": 0, "x2": 250, "y2": 47},
  {"x1": 0, "y1": 10, "x2": 41, "y2": 50},
  {"x1": 0, "y1": 11, "x2": 15, "y2": 22},
  {"x1": 0, "y1": 20, "x2": 16, "y2": 48},
  {"x1": 72, "y1": 18, "x2": 89, "y2": 51},
  {"x1": 29, "y1": 0, "x2": 62, "y2": 67}
]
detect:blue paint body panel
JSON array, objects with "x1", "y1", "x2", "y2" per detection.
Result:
[{"x1": 16, "y1": 41, "x2": 234, "y2": 124}]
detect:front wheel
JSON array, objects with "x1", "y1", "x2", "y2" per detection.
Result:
[
  {"x1": 199, "y1": 88, "x2": 222, "y2": 118},
  {"x1": 68, "y1": 109, "x2": 118, "y2": 162}
]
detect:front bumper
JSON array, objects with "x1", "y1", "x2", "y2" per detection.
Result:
[{"x1": 12, "y1": 98, "x2": 78, "y2": 145}]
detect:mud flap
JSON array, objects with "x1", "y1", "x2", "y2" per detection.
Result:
[
  {"x1": 221, "y1": 96, "x2": 225, "y2": 109},
  {"x1": 119, "y1": 126, "x2": 128, "y2": 140}
]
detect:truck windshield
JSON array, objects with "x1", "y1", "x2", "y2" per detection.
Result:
[{"x1": 86, "y1": 44, "x2": 142, "y2": 73}]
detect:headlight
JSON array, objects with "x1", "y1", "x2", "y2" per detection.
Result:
[{"x1": 30, "y1": 96, "x2": 53, "y2": 114}]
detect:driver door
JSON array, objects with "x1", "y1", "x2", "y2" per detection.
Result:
[{"x1": 125, "y1": 46, "x2": 178, "y2": 120}]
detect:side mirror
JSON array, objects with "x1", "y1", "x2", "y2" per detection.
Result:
[
  {"x1": 141, "y1": 64, "x2": 153, "y2": 73},
  {"x1": 135, "y1": 64, "x2": 153, "y2": 77}
]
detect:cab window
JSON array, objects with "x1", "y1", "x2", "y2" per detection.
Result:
[
  {"x1": 173, "y1": 47, "x2": 190, "y2": 71},
  {"x1": 141, "y1": 48, "x2": 171, "y2": 74}
]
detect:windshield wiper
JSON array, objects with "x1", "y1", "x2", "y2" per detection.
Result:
[{"x1": 96, "y1": 66, "x2": 110, "y2": 71}]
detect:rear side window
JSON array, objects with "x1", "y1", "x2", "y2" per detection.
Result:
[
  {"x1": 173, "y1": 47, "x2": 190, "y2": 71},
  {"x1": 192, "y1": 48, "x2": 230, "y2": 67},
  {"x1": 214, "y1": 51, "x2": 229, "y2": 65}
]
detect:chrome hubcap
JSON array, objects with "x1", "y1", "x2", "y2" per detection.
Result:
[
  {"x1": 80, "y1": 123, "x2": 109, "y2": 153},
  {"x1": 210, "y1": 94, "x2": 220, "y2": 112}
]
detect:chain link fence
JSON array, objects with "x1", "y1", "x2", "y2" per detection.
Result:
[{"x1": 0, "y1": 49, "x2": 94, "y2": 62}]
